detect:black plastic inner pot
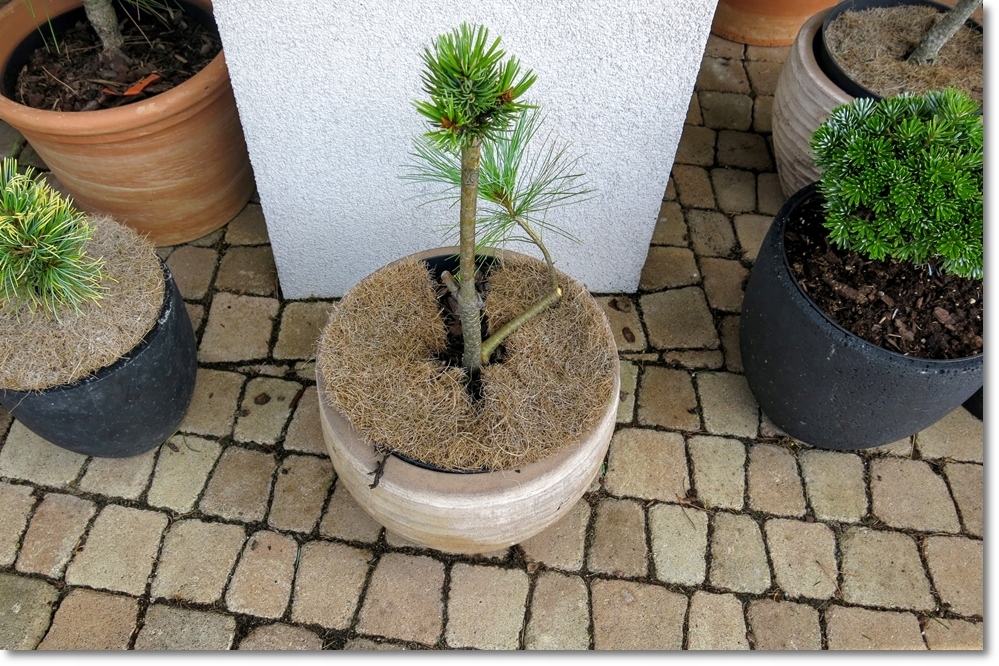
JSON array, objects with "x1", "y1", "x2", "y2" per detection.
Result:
[
  {"x1": 814, "y1": 0, "x2": 983, "y2": 101},
  {"x1": 1, "y1": 0, "x2": 217, "y2": 101}
]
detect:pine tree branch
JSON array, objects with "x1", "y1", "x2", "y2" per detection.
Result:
[{"x1": 907, "y1": 0, "x2": 981, "y2": 66}]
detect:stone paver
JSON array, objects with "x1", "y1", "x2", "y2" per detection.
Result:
[
  {"x1": 711, "y1": 168, "x2": 755, "y2": 213},
  {"x1": 356, "y1": 553, "x2": 445, "y2": 646},
  {"x1": 699, "y1": 92, "x2": 752, "y2": 131},
  {"x1": 717, "y1": 130, "x2": 773, "y2": 171},
  {"x1": 146, "y1": 435, "x2": 222, "y2": 513},
  {"x1": 199, "y1": 293, "x2": 279, "y2": 362},
  {"x1": 37, "y1": 589, "x2": 138, "y2": 650},
  {"x1": 215, "y1": 246, "x2": 278, "y2": 296},
  {"x1": 588, "y1": 498, "x2": 647, "y2": 578},
  {"x1": 344, "y1": 638, "x2": 410, "y2": 650},
  {"x1": 674, "y1": 125, "x2": 716, "y2": 167},
  {"x1": 292, "y1": 541, "x2": 371, "y2": 630},
  {"x1": 748, "y1": 444, "x2": 805, "y2": 517},
  {"x1": 686, "y1": 92, "x2": 703, "y2": 124},
  {"x1": 268, "y1": 454, "x2": 334, "y2": 533},
  {"x1": 16, "y1": 493, "x2": 95, "y2": 578},
  {"x1": 189, "y1": 229, "x2": 222, "y2": 247},
  {"x1": 699, "y1": 257, "x2": 748, "y2": 311},
  {"x1": 687, "y1": 209, "x2": 736, "y2": 257},
  {"x1": 283, "y1": 386, "x2": 327, "y2": 455},
  {"x1": 447, "y1": 564, "x2": 529, "y2": 650},
  {"x1": 839, "y1": 528, "x2": 934, "y2": 611},
  {"x1": 617, "y1": 360, "x2": 638, "y2": 423},
  {"x1": 519, "y1": 500, "x2": 589, "y2": 572},
  {"x1": 733, "y1": 213, "x2": 773, "y2": 262},
  {"x1": 745, "y1": 599, "x2": 821, "y2": 650},
  {"x1": 746, "y1": 45, "x2": 790, "y2": 62},
  {"x1": 151, "y1": 519, "x2": 246, "y2": 604},
  {"x1": 595, "y1": 296, "x2": 647, "y2": 352},
  {"x1": 0, "y1": 482, "x2": 35, "y2": 566},
  {"x1": 525, "y1": 572, "x2": 589, "y2": 650},
  {"x1": 688, "y1": 435, "x2": 744, "y2": 509},
  {"x1": 0, "y1": 573, "x2": 59, "y2": 650},
  {"x1": 663, "y1": 349, "x2": 724, "y2": 369},
  {"x1": 915, "y1": 408, "x2": 983, "y2": 462},
  {"x1": 753, "y1": 96, "x2": 774, "y2": 133},
  {"x1": 649, "y1": 503, "x2": 708, "y2": 585},
  {"x1": 134, "y1": 604, "x2": 236, "y2": 650},
  {"x1": 745, "y1": 60, "x2": 781, "y2": 96},
  {"x1": 179, "y1": 368, "x2": 245, "y2": 437},
  {"x1": 641, "y1": 287, "x2": 718, "y2": 349},
  {"x1": 799, "y1": 450, "x2": 867, "y2": 523},
  {"x1": 637, "y1": 367, "x2": 699, "y2": 430},
  {"x1": 225, "y1": 530, "x2": 298, "y2": 619},
  {"x1": 943, "y1": 462, "x2": 983, "y2": 536},
  {"x1": 638, "y1": 247, "x2": 700, "y2": 291},
  {"x1": 78, "y1": 449, "x2": 156, "y2": 500},
  {"x1": 64, "y1": 504, "x2": 167, "y2": 596},
  {"x1": 671, "y1": 164, "x2": 716, "y2": 208},
  {"x1": 234, "y1": 376, "x2": 302, "y2": 444},
  {"x1": 705, "y1": 35, "x2": 744, "y2": 60},
  {"x1": 651, "y1": 200, "x2": 687, "y2": 246},
  {"x1": 687, "y1": 591, "x2": 749, "y2": 650},
  {"x1": 273, "y1": 301, "x2": 332, "y2": 359},
  {"x1": 225, "y1": 203, "x2": 270, "y2": 245},
  {"x1": 824, "y1": 606, "x2": 926, "y2": 650},
  {"x1": 199, "y1": 446, "x2": 276, "y2": 523},
  {"x1": 709, "y1": 512, "x2": 770, "y2": 594},
  {"x1": 166, "y1": 246, "x2": 217, "y2": 300},
  {"x1": 319, "y1": 482, "x2": 384, "y2": 543},
  {"x1": 0, "y1": 422, "x2": 87, "y2": 488},
  {"x1": 591, "y1": 580, "x2": 687, "y2": 650},
  {"x1": 764, "y1": 519, "x2": 837, "y2": 600},
  {"x1": 718, "y1": 315, "x2": 743, "y2": 372},
  {"x1": 755, "y1": 175, "x2": 784, "y2": 216},
  {"x1": 870, "y1": 458, "x2": 960, "y2": 533},
  {"x1": 239, "y1": 624, "x2": 324, "y2": 650},
  {"x1": 922, "y1": 618, "x2": 984, "y2": 650},
  {"x1": 697, "y1": 372, "x2": 758, "y2": 438},
  {"x1": 923, "y1": 536, "x2": 982, "y2": 617},
  {"x1": 605, "y1": 428, "x2": 688, "y2": 501},
  {"x1": 696, "y1": 57, "x2": 750, "y2": 94}
]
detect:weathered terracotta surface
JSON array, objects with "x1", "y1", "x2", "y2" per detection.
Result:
[
  {"x1": 711, "y1": 0, "x2": 838, "y2": 47},
  {"x1": 317, "y1": 249, "x2": 620, "y2": 555},
  {"x1": 772, "y1": 10, "x2": 852, "y2": 198},
  {"x1": 0, "y1": 0, "x2": 254, "y2": 246}
]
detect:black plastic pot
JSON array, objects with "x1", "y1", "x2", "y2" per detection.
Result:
[
  {"x1": 0, "y1": 262, "x2": 197, "y2": 457},
  {"x1": 816, "y1": 0, "x2": 984, "y2": 101},
  {"x1": 739, "y1": 183, "x2": 982, "y2": 450}
]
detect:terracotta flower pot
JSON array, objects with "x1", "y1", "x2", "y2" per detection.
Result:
[
  {"x1": 316, "y1": 248, "x2": 620, "y2": 555},
  {"x1": 711, "y1": 0, "x2": 839, "y2": 47},
  {"x1": 0, "y1": 0, "x2": 254, "y2": 246}
]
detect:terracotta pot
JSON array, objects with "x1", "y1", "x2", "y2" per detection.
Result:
[
  {"x1": 711, "y1": 0, "x2": 839, "y2": 47},
  {"x1": 0, "y1": 0, "x2": 254, "y2": 246},
  {"x1": 316, "y1": 248, "x2": 620, "y2": 555}
]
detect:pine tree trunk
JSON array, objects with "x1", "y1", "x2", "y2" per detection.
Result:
[
  {"x1": 458, "y1": 139, "x2": 483, "y2": 375},
  {"x1": 907, "y1": 0, "x2": 981, "y2": 66},
  {"x1": 82, "y1": 0, "x2": 126, "y2": 62}
]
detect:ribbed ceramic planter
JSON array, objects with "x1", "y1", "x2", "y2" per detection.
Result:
[
  {"x1": 0, "y1": 263, "x2": 197, "y2": 457},
  {"x1": 316, "y1": 248, "x2": 620, "y2": 554},
  {"x1": 740, "y1": 184, "x2": 982, "y2": 450},
  {"x1": 0, "y1": 0, "x2": 254, "y2": 246},
  {"x1": 711, "y1": 0, "x2": 838, "y2": 47}
]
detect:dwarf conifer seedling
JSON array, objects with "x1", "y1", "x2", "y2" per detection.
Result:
[{"x1": 810, "y1": 89, "x2": 982, "y2": 279}]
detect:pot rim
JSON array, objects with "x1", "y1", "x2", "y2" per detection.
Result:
[
  {"x1": 0, "y1": 0, "x2": 227, "y2": 137},
  {"x1": 773, "y1": 182, "x2": 982, "y2": 366}
]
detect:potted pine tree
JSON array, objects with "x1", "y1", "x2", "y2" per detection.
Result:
[
  {"x1": 740, "y1": 90, "x2": 982, "y2": 450},
  {"x1": 315, "y1": 25, "x2": 619, "y2": 554},
  {"x1": 0, "y1": 157, "x2": 197, "y2": 457},
  {"x1": 0, "y1": 0, "x2": 253, "y2": 245}
]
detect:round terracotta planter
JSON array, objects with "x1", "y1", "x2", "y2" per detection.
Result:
[
  {"x1": 0, "y1": 0, "x2": 254, "y2": 246},
  {"x1": 711, "y1": 0, "x2": 839, "y2": 47},
  {"x1": 740, "y1": 184, "x2": 982, "y2": 450},
  {"x1": 316, "y1": 248, "x2": 620, "y2": 555}
]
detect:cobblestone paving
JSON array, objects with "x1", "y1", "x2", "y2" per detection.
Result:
[{"x1": 0, "y1": 35, "x2": 984, "y2": 651}]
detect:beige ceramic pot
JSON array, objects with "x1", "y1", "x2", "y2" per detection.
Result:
[
  {"x1": 316, "y1": 248, "x2": 620, "y2": 555},
  {"x1": 0, "y1": 0, "x2": 254, "y2": 246},
  {"x1": 711, "y1": 0, "x2": 838, "y2": 46},
  {"x1": 771, "y1": 9, "x2": 852, "y2": 198}
]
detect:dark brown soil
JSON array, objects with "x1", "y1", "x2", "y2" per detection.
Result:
[
  {"x1": 13, "y1": 5, "x2": 220, "y2": 111},
  {"x1": 784, "y1": 194, "x2": 983, "y2": 360}
]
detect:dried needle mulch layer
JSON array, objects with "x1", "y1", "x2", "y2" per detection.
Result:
[
  {"x1": 318, "y1": 255, "x2": 617, "y2": 472},
  {"x1": 825, "y1": 6, "x2": 983, "y2": 103},
  {"x1": 0, "y1": 217, "x2": 163, "y2": 392}
]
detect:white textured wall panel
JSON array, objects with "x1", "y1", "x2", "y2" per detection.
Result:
[{"x1": 212, "y1": 0, "x2": 718, "y2": 297}]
